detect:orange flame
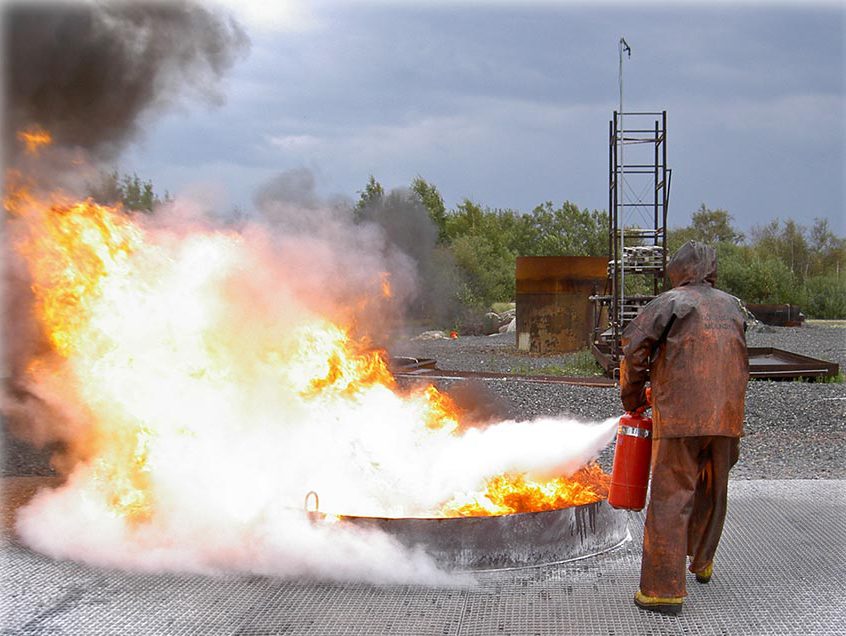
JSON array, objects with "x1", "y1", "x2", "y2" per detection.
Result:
[
  {"x1": 379, "y1": 271, "x2": 392, "y2": 298},
  {"x1": 13, "y1": 196, "x2": 140, "y2": 357},
  {"x1": 6, "y1": 163, "x2": 608, "y2": 525},
  {"x1": 442, "y1": 464, "x2": 609, "y2": 517},
  {"x1": 17, "y1": 126, "x2": 53, "y2": 154}
]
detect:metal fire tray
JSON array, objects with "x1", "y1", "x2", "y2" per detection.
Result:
[
  {"x1": 337, "y1": 501, "x2": 629, "y2": 570},
  {"x1": 747, "y1": 347, "x2": 840, "y2": 379}
]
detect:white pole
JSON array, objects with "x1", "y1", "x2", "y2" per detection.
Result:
[{"x1": 618, "y1": 38, "x2": 627, "y2": 328}]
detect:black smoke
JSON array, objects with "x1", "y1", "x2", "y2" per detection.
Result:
[
  {"x1": 250, "y1": 169, "x2": 467, "y2": 337},
  {"x1": 355, "y1": 187, "x2": 464, "y2": 328},
  {"x1": 2, "y1": 0, "x2": 249, "y2": 163}
]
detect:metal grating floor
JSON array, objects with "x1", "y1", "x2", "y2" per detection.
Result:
[{"x1": 2, "y1": 480, "x2": 844, "y2": 635}]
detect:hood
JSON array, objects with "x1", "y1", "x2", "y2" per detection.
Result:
[{"x1": 667, "y1": 241, "x2": 717, "y2": 287}]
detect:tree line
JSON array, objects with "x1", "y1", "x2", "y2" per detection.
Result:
[
  {"x1": 668, "y1": 205, "x2": 845, "y2": 318},
  {"x1": 394, "y1": 178, "x2": 845, "y2": 320},
  {"x1": 95, "y1": 171, "x2": 846, "y2": 320}
]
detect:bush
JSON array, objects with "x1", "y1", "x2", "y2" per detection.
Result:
[
  {"x1": 803, "y1": 274, "x2": 846, "y2": 319},
  {"x1": 717, "y1": 243, "x2": 799, "y2": 304},
  {"x1": 450, "y1": 234, "x2": 515, "y2": 309}
]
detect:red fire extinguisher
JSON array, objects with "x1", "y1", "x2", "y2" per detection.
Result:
[{"x1": 608, "y1": 395, "x2": 653, "y2": 511}]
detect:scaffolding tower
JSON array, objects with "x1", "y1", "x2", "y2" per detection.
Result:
[{"x1": 591, "y1": 110, "x2": 672, "y2": 375}]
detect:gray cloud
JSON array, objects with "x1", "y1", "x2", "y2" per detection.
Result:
[{"x1": 118, "y1": 2, "x2": 843, "y2": 233}]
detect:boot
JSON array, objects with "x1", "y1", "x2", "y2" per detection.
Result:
[
  {"x1": 690, "y1": 560, "x2": 713, "y2": 584},
  {"x1": 634, "y1": 590, "x2": 683, "y2": 616}
]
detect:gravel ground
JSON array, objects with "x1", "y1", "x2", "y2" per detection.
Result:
[{"x1": 3, "y1": 323, "x2": 844, "y2": 479}]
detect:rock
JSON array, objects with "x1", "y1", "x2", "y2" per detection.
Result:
[
  {"x1": 499, "y1": 317, "x2": 516, "y2": 333},
  {"x1": 482, "y1": 312, "x2": 501, "y2": 335},
  {"x1": 412, "y1": 330, "x2": 448, "y2": 341}
]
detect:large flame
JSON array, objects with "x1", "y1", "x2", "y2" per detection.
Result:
[
  {"x1": 4, "y1": 134, "x2": 610, "y2": 535},
  {"x1": 444, "y1": 465, "x2": 609, "y2": 517}
]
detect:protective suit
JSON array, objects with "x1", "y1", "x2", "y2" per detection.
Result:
[{"x1": 620, "y1": 241, "x2": 748, "y2": 608}]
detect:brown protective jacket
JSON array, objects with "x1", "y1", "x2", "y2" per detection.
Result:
[{"x1": 619, "y1": 241, "x2": 748, "y2": 439}]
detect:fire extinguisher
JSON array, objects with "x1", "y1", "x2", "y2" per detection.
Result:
[{"x1": 608, "y1": 394, "x2": 653, "y2": 511}]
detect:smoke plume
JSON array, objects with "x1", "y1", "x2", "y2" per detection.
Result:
[
  {"x1": 2, "y1": 0, "x2": 249, "y2": 164},
  {"x1": 354, "y1": 186, "x2": 464, "y2": 328},
  {"x1": 250, "y1": 169, "x2": 419, "y2": 341}
]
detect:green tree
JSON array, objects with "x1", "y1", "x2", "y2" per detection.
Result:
[
  {"x1": 690, "y1": 204, "x2": 744, "y2": 244},
  {"x1": 780, "y1": 219, "x2": 810, "y2": 280},
  {"x1": 667, "y1": 226, "x2": 697, "y2": 253},
  {"x1": 444, "y1": 198, "x2": 486, "y2": 238},
  {"x1": 440, "y1": 199, "x2": 607, "y2": 308},
  {"x1": 353, "y1": 175, "x2": 384, "y2": 223},
  {"x1": 751, "y1": 219, "x2": 811, "y2": 282},
  {"x1": 717, "y1": 243, "x2": 798, "y2": 304},
  {"x1": 808, "y1": 218, "x2": 845, "y2": 278},
  {"x1": 521, "y1": 201, "x2": 606, "y2": 256},
  {"x1": 449, "y1": 234, "x2": 515, "y2": 308},
  {"x1": 411, "y1": 176, "x2": 448, "y2": 244},
  {"x1": 803, "y1": 274, "x2": 846, "y2": 318},
  {"x1": 89, "y1": 170, "x2": 165, "y2": 213},
  {"x1": 441, "y1": 199, "x2": 519, "y2": 308},
  {"x1": 494, "y1": 208, "x2": 537, "y2": 257}
]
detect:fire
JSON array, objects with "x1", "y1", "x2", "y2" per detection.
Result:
[
  {"x1": 13, "y1": 194, "x2": 141, "y2": 358},
  {"x1": 17, "y1": 126, "x2": 53, "y2": 154},
  {"x1": 5, "y1": 141, "x2": 611, "y2": 535},
  {"x1": 380, "y1": 271, "x2": 392, "y2": 298},
  {"x1": 442, "y1": 464, "x2": 609, "y2": 517}
]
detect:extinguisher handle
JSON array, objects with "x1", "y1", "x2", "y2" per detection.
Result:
[{"x1": 628, "y1": 387, "x2": 653, "y2": 415}]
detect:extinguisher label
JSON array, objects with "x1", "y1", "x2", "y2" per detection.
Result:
[{"x1": 618, "y1": 424, "x2": 651, "y2": 439}]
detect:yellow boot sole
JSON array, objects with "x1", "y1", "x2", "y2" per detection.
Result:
[
  {"x1": 634, "y1": 590, "x2": 683, "y2": 616},
  {"x1": 691, "y1": 561, "x2": 713, "y2": 584}
]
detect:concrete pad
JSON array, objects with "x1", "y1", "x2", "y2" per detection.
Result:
[{"x1": 2, "y1": 479, "x2": 844, "y2": 635}]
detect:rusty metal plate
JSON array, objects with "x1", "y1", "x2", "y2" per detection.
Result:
[{"x1": 747, "y1": 347, "x2": 839, "y2": 379}]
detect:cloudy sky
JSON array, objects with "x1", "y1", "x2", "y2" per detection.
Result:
[{"x1": 120, "y1": 0, "x2": 845, "y2": 234}]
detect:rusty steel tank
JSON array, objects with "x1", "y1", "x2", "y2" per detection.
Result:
[{"x1": 516, "y1": 256, "x2": 607, "y2": 354}]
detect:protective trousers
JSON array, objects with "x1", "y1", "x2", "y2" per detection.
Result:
[{"x1": 639, "y1": 435, "x2": 740, "y2": 598}]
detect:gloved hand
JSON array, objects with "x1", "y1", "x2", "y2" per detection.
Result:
[{"x1": 631, "y1": 387, "x2": 652, "y2": 415}]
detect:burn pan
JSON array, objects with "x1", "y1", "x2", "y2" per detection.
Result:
[
  {"x1": 335, "y1": 500, "x2": 628, "y2": 571},
  {"x1": 747, "y1": 347, "x2": 839, "y2": 380}
]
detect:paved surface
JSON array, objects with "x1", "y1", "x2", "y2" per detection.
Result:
[{"x1": 1, "y1": 479, "x2": 844, "y2": 635}]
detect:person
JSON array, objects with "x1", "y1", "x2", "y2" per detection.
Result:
[{"x1": 619, "y1": 240, "x2": 748, "y2": 616}]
